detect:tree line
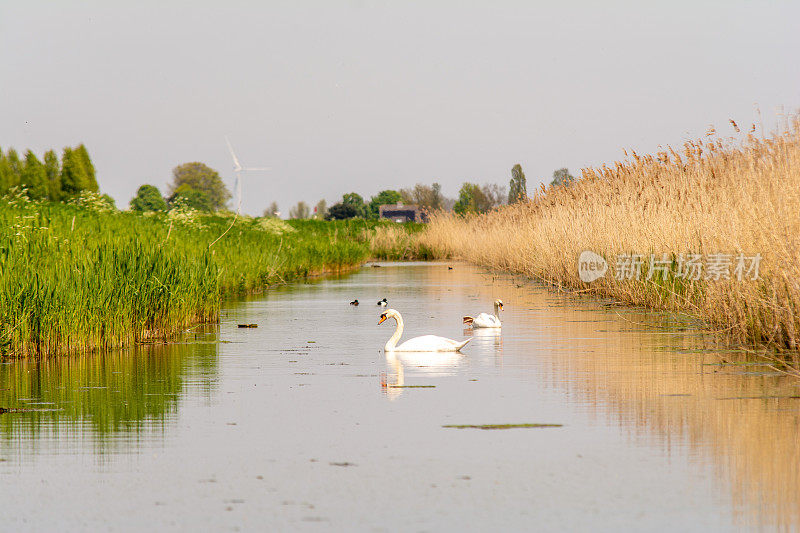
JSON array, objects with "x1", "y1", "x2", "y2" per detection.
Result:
[
  {"x1": 130, "y1": 162, "x2": 231, "y2": 213},
  {"x1": 264, "y1": 164, "x2": 576, "y2": 220},
  {"x1": 2, "y1": 146, "x2": 576, "y2": 219},
  {"x1": 0, "y1": 145, "x2": 100, "y2": 201},
  {"x1": 274, "y1": 164, "x2": 531, "y2": 220}
]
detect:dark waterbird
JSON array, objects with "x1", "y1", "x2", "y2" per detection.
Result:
[
  {"x1": 350, "y1": 299, "x2": 359, "y2": 306},
  {"x1": 377, "y1": 298, "x2": 388, "y2": 306}
]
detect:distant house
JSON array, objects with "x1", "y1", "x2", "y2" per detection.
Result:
[{"x1": 379, "y1": 202, "x2": 426, "y2": 223}]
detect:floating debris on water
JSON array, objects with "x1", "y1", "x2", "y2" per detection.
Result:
[
  {"x1": 329, "y1": 462, "x2": 356, "y2": 467},
  {"x1": 238, "y1": 324, "x2": 258, "y2": 328},
  {"x1": 442, "y1": 423, "x2": 563, "y2": 430}
]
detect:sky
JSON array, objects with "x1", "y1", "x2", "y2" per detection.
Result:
[{"x1": 1, "y1": 1, "x2": 799, "y2": 216}]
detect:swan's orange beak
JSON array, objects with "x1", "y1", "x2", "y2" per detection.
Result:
[
  {"x1": 499, "y1": 303, "x2": 503, "y2": 310},
  {"x1": 378, "y1": 315, "x2": 387, "y2": 325}
]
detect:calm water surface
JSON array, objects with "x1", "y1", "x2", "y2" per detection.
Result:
[{"x1": 1, "y1": 263, "x2": 799, "y2": 532}]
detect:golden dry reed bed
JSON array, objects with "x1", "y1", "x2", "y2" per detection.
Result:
[{"x1": 421, "y1": 119, "x2": 800, "y2": 355}]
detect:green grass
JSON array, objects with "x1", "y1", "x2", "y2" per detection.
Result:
[{"x1": 0, "y1": 196, "x2": 418, "y2": 357}]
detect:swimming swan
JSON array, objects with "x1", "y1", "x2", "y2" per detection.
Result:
[
  {"x1": 463, "y1": 299, "x2": 503, "y2": 328},
  {"x1": 379, "y1": 309, "x2": 471, "y2": 352}
]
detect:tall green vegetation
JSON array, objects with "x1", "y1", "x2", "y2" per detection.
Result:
[
  {"x1": 43, "y1": 150, "x2": 61, "y2": 201},
  {"x1": 508, "y1": 163, "x2": 527, "y2": 203},
  {"x1": 21, "y1": 151, "x2": 48, "y2": 199},
  {"x1": 5, "y1": 149, "x2": 22, "y2": 189},
  {"x1": 0, "y1": 196, "x2": 410, "y2": 358},
  {"x1": 61, "y1": 147, "x2": 95, "y2": 196}
]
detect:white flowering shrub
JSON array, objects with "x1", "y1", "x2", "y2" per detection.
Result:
[
  {"x1": 2, "y1": 186, "x2": 34, "y2": 209},
  {"x1": 255, "y1": 217, "x2": 296, "y2": 235},
  {"x1": 67, "y1": 191, "x2": 116, "y2": 213},
  {"x1": 167, "y1": 197, "x2": 205, "y2": 229}
]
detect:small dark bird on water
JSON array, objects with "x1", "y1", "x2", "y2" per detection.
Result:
[
  {"x1": 448, "y1": 266, "x2": 454, "y2": 270},
  {"x1": 377, "y1": 298, "x2": 388, "y2": 306},
  {"x1": 350, "y1": 299, "x2": 359, "y2": 306}
]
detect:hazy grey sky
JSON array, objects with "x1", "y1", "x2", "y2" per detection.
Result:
[{"x1": 2, "y1": 1, "x2": 799, "y2": 215}]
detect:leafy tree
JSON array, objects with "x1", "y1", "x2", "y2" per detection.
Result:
[
  {"x1": 508, "y1": 163, "x2": 527, "y2": 203},
  {"x1": 60, "y1": 147, "x2": 91, "y2": 196},
  {"x1": 453, "y1": 182, "x2": 504, "y2": 215},
  {"x1": 169, "y1": 162, "x2": 230, "y2": 211},
  {"x1": 454, "y1": 183, "x2": 479, "y2": 215},
  {"x1": 313, "y1": 199, "x2": 327, "y2": 219},
  {"x1": 74, "y1": 144, "x2": 99, "y2": 192},
  {"x1": 325, "y1": 202, "x2": 360, "y2": 220},
  {"x1": 130, "y1": 184, "x2": 167, "y2": 212},
  {"x1": 263, "y1": 202, "x2": 280, "y2": 218},
  {"x1": 20, "y1": 150, "x2": 48, "y2": 199},
  {"x1": 551, "y1": 168, "x2": 574, "y2": 187},
  {"x1": 368, "y1": 190, "x2": 403, "y2": 218},
  {"x1": 289, "y1": 201, "x2": 310, "y2": 219},
  {"x1": 400, "y1": 183, "x2": 446, "y2": 212},
  {"x1": 43, "y1": 150, "x2": 61, "y2": 201},
  {"x1": 168, "y1": 184, "x2": 213, "y2": 212},
  {"x1": 341, "y1": 192, "x2": 367, "y2": 218},
  {"x1": 480, "y1": 183, "x2": 506, "y2": 210}
]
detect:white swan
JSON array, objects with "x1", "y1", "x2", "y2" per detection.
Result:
[
  {"x1": 463, "y1": 299, "x2": 503, "y2": 328},
  {"x1": 379, "y1": 309, "x2": 471, "y2": 352}
]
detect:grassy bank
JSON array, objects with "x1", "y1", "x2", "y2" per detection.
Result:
[
  {"x1": 0, "y1": 195, "x2": 416, "y2": 357},
  {"x1": 420, "y1": 121, "x2": 800, "y2": 354}
]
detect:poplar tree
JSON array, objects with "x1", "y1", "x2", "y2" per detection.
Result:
[
  {"x1": 508, "y1": 163, "x2": 527, "y2": 203},
  {"x1": 43, "y1": 150, "x2": 62, "y2": 201},
  {"x1": 21, "y1": 150, "x2": 48, "y2": 199},
  {"x1": 74, "y1": 144, "x2": 99, "y2": 192},
  {"x1": 60, "y1": 147, "x2": 90, "y2": 196},
  {"x1": 5, "y1": 149, "x2": 22, "y2": 189},
  {"x1": 0, "y1": 149, "x2": 11, "y2": 193}
]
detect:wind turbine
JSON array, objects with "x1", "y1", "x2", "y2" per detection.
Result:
[{"x1": 225, "y1": 136, "x2": 270, "y2": 213}]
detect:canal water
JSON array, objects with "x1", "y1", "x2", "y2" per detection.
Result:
[{"x1": 1, "y1": 262, "x2": 799, "y2": 532}]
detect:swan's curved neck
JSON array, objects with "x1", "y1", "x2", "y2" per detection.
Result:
[
  {"x1": 493, "y1": 302, "x2": 500, "y2": 319},
  {"x1": 384, "y1": 315, "x2": 404, "y2": 351}
]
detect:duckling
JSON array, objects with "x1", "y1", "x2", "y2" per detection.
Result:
[
  {"x1": 377, "y1": 298, "x2": 388, "y2": 306},
  {"x1": 350, "y1": 299, "x2": 359, "y2": 306}
]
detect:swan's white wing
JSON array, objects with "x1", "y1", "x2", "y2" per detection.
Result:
[
  {"x1": 472, "y1": 312, "x2": 501, "y2": 328},
  {"x1": 395, "y1": 335, "x2": 471, "y2": 352}
]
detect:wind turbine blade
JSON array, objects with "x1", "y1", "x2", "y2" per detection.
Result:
[{"x1": 225, "y1": 136, "x2": 242, "y2": 171}]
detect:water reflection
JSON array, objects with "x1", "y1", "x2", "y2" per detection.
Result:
[
  {"x1": 382, "y1": 350, "x2": 464, "y2": 400},
  {"x1": 438, "y1": 264, "x2": 800, "y2": 532},
  {"x1": 0, "y1": 334, "x2": 219, "y2": 454}
]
